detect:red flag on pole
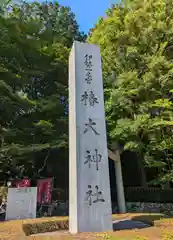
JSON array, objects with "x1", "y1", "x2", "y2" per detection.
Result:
[{"x1": 37, "y1": 178, "x2": 53, "y2": 204}]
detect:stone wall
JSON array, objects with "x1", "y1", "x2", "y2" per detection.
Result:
[{"x1": 112, "y1": 202, "x2": 173, "y2": 215}]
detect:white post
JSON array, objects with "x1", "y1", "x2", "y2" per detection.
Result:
[
  {"x1": 69, "y1": 41, "x2": 113, "y2": 233},
  {"x1": 114, "y1": 150, "x2": 126, "y2": 213},
  {"x1": 108, "y1": 149, "x2": 126, "y2": 213}
]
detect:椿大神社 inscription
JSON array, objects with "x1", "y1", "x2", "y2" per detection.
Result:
[{"x1": 69, "y1": 41, "x2": 113, "y2": 233}]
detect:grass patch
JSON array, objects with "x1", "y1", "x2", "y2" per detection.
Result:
[
  {"x1": 0, "y1": 213, "x2": 171, "y2": 239},
  {"x1": 161, "y1": 229, "x2": 173, "y2": 240},
  {"x1": 155, "y1": 218, "x2": 173, "y2": 227},
  {"x1": 96, "y1": 235, "x2": 148, "y2": 240}
]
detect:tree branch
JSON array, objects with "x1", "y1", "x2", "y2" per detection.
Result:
[{"x1": 37, "y1": 149, "x2": 50, "y2": 177}]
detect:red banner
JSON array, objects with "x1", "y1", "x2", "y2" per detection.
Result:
[
  {"x1": 15, "y1": 179, "x2": 31, "y2": 188},
  {"x1": 37, "y1": 178, "x2": 53, "y2": 204}
]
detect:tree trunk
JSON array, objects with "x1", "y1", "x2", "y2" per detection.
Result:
[{"x1": 137, "y1": 155, "x2": 147, "y2": 187}]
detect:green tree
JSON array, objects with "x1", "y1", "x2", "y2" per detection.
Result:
[
  {"x1": 89, "y1": 0, "x2": 173, "y2": 185},
  {"x1": 0, "y1": 1, "x2": 86, "y2": 180}
]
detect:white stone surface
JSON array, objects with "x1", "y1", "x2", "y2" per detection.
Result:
[
  {"x1": 69, "y1": 41, "x2": 113, "y2": 233},
  {"x1": 5, "y1": 187, "x2": 37, "y2": 220}
]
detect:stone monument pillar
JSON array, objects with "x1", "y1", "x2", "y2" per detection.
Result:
[{"x1": 69, "y1": 41, "x2": 113, "y2": 233}]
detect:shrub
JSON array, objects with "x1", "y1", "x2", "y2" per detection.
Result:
[
  {"x1": 23, "y1": 218, "x2": 68, "y2": 236},
  {"x1": 0, "y1": 186, "x2": 7, "y2": 202}
]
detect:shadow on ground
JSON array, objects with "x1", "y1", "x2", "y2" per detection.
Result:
[
  {"x1": 131, "y1": 213, "x2": 169, "y2": 225},
  {"x1": 113, "y1": 213, "x2": 170, "y2": 231},
  {"x1": 113, "y1": 219, "x2": 150, "y2": 231}
]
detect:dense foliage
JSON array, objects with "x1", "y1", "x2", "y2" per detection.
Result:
[
  {"x1": 89, "y1": 0, "x2": 173, "y2": 184},
  {"x1": 0, "y1": 0, "x2": 86, "y2": 180},
  {"x1": 2, "y1": 0, "x2": 173, "y2": 186}
]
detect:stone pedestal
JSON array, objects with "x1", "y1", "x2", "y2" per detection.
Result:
[{"x1": 69, "y1": 41, "x2": 113, "y2": 233}]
